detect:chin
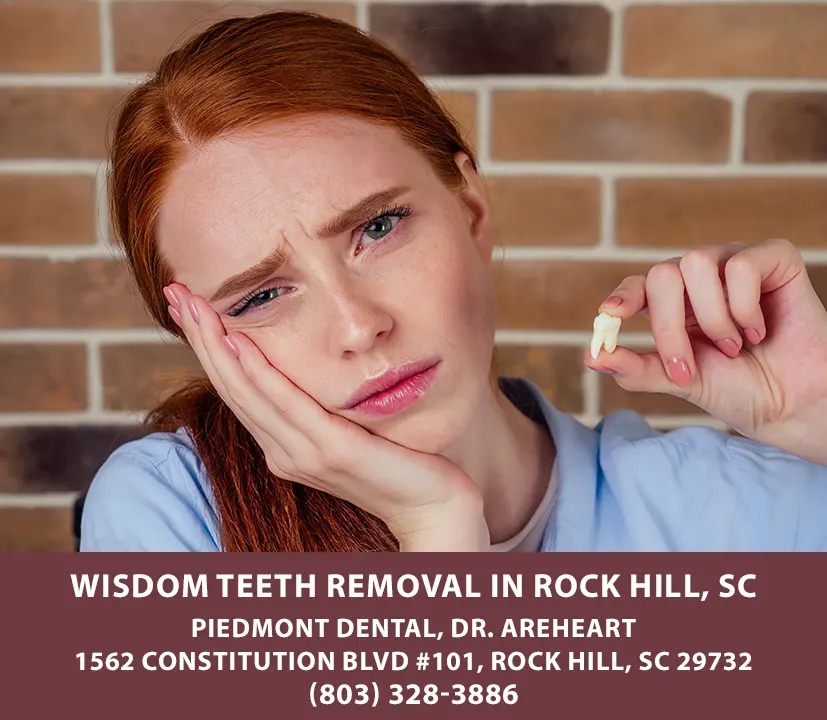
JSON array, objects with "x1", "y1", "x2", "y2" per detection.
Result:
[{"x1": 373, "y1": 398, "x2": 475, "y2": 456}]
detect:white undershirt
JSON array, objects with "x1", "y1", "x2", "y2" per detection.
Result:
[{"x1": 489, "y1": 460, "x2": 557, "y2": 553}]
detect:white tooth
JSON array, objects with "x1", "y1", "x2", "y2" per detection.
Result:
[{"x1": 590, "y1": 312, "x2": 622, "y2": 360}]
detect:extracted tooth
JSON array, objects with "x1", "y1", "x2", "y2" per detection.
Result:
[{"x1": 591, "y1": 312, "x2": 622, "y2": 360}]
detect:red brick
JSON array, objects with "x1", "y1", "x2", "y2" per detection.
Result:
[
  {"x1": 486, "y1": 176, "x2": 600, "y2": 246},
  {"x1": 0, "y1": 87, "x2": 126, "y2": 160},
  {"x1": 436, "y1": 90, "x2": 477, "y2": 151},
  {"x1": 0, "y1": 2, "x2": 100, "y2": 73},
  {"x1": 493, "y1": 261, "x2": 652, "y2": 332},
  {"x1": 101, "y1": 343, "x2": 202, "y2": 411},
  {"x1": 617, "y1": 178, "x2": 827, "y2": 248},
  {"x1": 745, "y1": 92, "x2": 827, "y2": 163},
  {"x1": 0, "y1": 175, "x2": 97, "y2": 246},
  {"x1": 113, "y1": 2, "x2": 357, "y2": 72},
  {"x1": 0, "y1": 508, "x2": 74, "y2": 552},
  {"x1": 625, "y1": 4, "x2": 827, "y2": 78},
  {"x1": 495, "y1": 345, "x2": 584, "y2": 413},
  {"x1": 493, "y1": 260, "x2": 827, "y2": 332},
  {"x1": 492, "y1": 91, "x2": 730, "y2": 162},
  {"x1": 0, "y1": 345, "x2": 87, "y2": 412},
  {"x1": 0, "y1": 259, "x2": 151, "y2": 329}
]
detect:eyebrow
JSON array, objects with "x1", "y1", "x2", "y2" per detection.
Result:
[
  {"x1": 208, "y1": 186, "x2": 411, "y2": 305},
  {"x1": 317, "y1": 186, "x2": 410, "y2": 239}
]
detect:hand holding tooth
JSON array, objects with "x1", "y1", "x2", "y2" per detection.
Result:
[
  {"x1": 591, "y1": 312, "x2": 622, "y2": 360},
  {"x1": 582, "y1": 240, "x2": 827, "y2": 465}
]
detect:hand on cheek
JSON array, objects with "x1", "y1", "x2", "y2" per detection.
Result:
[{"x1": 159, "y1": 283, "x2": 488, "y2": 551}]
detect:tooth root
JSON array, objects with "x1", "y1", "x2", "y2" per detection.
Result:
[{"x1": 590, "y1": 312, "x2": 622, "y2": 360}]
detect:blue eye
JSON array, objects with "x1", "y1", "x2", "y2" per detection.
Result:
[
  {"x1": 356, "y1": 205, "x2": 412, "y2": 253},
  {"x1": 228, "y1": 286, "x2": 289, "y2": 317},
  {"x1": 363, "y1": 215, "x2": 400, "y2": 242}
]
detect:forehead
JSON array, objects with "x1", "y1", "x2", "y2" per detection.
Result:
[{"x1": 156, "y1": 114, "x2": 436, "y2": 294}]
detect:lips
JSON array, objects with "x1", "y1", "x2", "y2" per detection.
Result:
[{"x1": 343, "y1": 360, "x2": 440, "y2": 417}]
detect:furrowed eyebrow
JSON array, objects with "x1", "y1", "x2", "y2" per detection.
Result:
[
  {"x1": 316, "y1": 186, "x2": 410, "y2": 239},
  {"x1": 208, "y1": 246, "x2": 287, "y2": 304},
  {"x1": 208, "y1": 186, "x2": 410, "y2": 305}
]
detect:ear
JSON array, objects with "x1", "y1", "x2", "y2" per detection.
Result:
[{"x1": 454, "y1": 151, "x2": 494, "y2": 264}]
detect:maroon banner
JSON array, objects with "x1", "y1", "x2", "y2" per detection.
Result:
[{"x1": 1, "y1": 554, "x2": 822, "y2": 718}]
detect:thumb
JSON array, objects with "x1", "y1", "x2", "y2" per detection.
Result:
[{"x1": 583, "y1": 346, "x2": 689, "y2": 397}]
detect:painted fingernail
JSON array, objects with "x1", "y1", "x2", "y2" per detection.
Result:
[
  {"x1": 744, "y1": 328, "x2": 762, "y2": 345},
  {"x1": 601, "y1": 296, "x2": 623, "y2": 308},
  {"x1": 168, "y1": 305, "x2": 183, "y2": 328},
  {"x1": 187, "y1": 298, "x2": 200, "y2": 324},
  {"x1": 715, "y1": 338, "x2": 741, "y2": 358},
  {"x1": 224, "y1": 336, "x2": 239, "y2": 357},
  {"x1": 667, "y1": 356, "x2": 692, "y2": 387},
  {"x1": 163, "y1": 285, "x2": 181, "y2": 310}
]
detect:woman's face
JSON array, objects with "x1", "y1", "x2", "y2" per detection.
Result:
[{"x1": 157, "y1": 114, "x2": 496, "y2": 453}]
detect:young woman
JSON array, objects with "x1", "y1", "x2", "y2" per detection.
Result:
[{"x1": 81, "y1": 11, "x2": 827, "y2": 553}]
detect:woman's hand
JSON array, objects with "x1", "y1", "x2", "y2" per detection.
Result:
[
  {"x1": 585, "y1": 239, "x2": 827, "y2": 465},
  {"x1": 164, "y1": 283, "x2": 489, "y2": 551}
]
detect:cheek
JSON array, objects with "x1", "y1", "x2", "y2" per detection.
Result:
[
  {"x1": 427, "y1": 239, "x2": 495, "y2": 341},
  {"x1": 244, "y1": 327, "x2": 333, "y2": 406}
]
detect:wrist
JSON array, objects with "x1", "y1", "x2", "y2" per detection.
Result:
[
  {"x1": 392, "y1": 493, "x2": 489, "y2": 552},
  {"x1": 756, "y1": 416, "x2": 827, "y2": 466}
]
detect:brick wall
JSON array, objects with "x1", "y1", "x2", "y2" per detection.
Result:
[{"x1": 2, "y1": 0, "x2": 826, "y2": 551}]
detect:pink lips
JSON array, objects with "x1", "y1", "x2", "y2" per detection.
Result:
[{"x1": 343, "y1": 360, "x2": 440, "y2": 417}]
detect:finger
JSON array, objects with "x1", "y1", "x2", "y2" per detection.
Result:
[
  {"x1": 645, "y1": 261, "x2": 695, "y2": 388},
  {"x1": 169, "y1": 284, "x2": 226, "y2": 394},
  {"x1": 598, "y1": 275, "x2": 647, "y2": 319},
  {"x1": 227, "y1": 331, "x2": 341, "y2": 444},
  {"x1": 582, "y1": 346, "x2": 679, "y2": 396},
  {"x1": 724, "y1": 239, "x2": 804, "y2": 344},
  {"x1": 185, "y1": 293, "x2": 293, "y2": 426},
  {"x1": 679, "y1": 246, "x2": 744, "y2": 358},
  {"x1": 171, "y1": 284, "x2": 264, "y2": 434}
]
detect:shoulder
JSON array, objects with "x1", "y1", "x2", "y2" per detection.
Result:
[
  {"x1": 593, "y1": 411, "x2": 827, "y2": 551},
  {"x1": 80, "y1": 428, "x2": 221, "y2": 552}
]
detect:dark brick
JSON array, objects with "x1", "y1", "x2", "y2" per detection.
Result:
[
  {"x1": 0, "y1": 425, "x2": 146, "y2": 493},
  {"x1": 369, "y1": 3, "x2": 610, "y2": 75},
  {"x1": 496, "y1": 344, "x2": 584, "y2": 414}
]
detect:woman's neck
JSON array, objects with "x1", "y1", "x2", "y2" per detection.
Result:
[{"x1": 443, "y1": 381, "x2": 557, "y2": 545}]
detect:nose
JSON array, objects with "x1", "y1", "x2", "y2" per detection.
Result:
[{"x1": 326, "y1": 284, "x2": 394, "y2": 358}]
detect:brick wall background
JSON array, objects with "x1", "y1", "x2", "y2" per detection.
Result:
[{"x1": 1, "y1": 0, "x2": 826, "y2": 551}]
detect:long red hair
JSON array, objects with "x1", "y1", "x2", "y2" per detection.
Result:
[{"x1": 108, "y1": 11, "x2": 477, "y2": 551}]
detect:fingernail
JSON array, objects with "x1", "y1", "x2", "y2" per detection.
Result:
[
  {"x1": 601, "y1": 296, "x2": 623, "y2": 308},
  {"x1": 592, "y1": 365, "x2": 616, "y2": 374},
  {"x1": 715, "y1": 338, "x2": 741, "y2": 358},
  {"x1": 163, "y1": 285, "x2": 181, "y2": 310},
  {"x1": 168, "y1": 305, "x2": 183, "y2": 328},
  {"x1": 667, "y1": 356, "x2": 692, "y2": 387},
  {"x1": 745, "y1": 328, "x2": 762, "y2": 345},
  {"x1": 187, "y1": 298, "x2": 200, "y2": 324},
  {"x1": 224, "y1": 335, "x2": 239, "y2": 357}
]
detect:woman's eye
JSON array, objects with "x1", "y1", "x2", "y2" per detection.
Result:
[
  {"x1": 248, "y1": 288, "x2": 283, "y2": 307},
  {"x1": 362, "y1": 214, "x2": 400, "y2": 244},
  {"x1": 229, "y1": 286, "x2": 289, "y2": 317}
]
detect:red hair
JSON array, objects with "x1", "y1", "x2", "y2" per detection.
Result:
[{"x1": 108, "y1": 11, "x2": 477, "y2": 551}]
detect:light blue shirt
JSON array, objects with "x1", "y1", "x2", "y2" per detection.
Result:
[{"x1": 80, "y1": 380, "x2": 827, "y2": 552}]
